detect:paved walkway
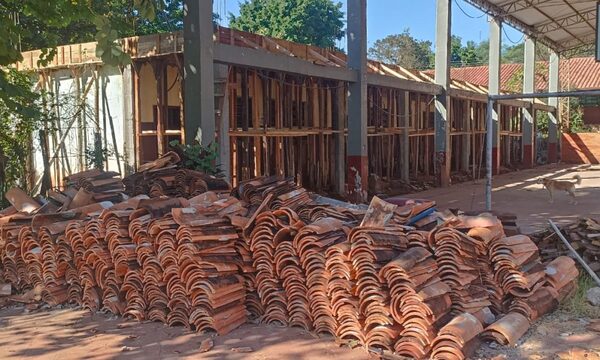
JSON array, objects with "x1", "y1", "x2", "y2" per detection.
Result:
[{"x1": 408, "y1": 164, "x2": 600, "y2": 234}]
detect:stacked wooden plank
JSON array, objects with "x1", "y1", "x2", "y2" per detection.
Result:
[{"x1": 533, "y1": 217, "x2": 600, "y2": 273}]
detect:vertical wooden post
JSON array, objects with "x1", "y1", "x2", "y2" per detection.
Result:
[
  {"x1": 132, "y1": 62, "x2": 142, "y2": 167},
  {"x1": 153, "y1": 60, "x2": 166, "y2": 157},
  {"x1": 333, "y1": 81, "x2": 346, "y2": 196}
]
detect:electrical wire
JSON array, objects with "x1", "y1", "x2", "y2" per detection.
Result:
[
  {"x1": 502, "y1": 26, "x2": 524, "y2": 45},
  {"x1": 454, "y1": 0, "x2": 486, "y2": 19}
]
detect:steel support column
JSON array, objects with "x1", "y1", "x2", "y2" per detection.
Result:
[
  {"x1": 522, "y1": 36, "x2": 536, "y2": 168},
  {"x1": 434, "y1": 0, "x2": 452, "y2": 187},
  {"x1": 346, "y1": 0, "x2": 368, "y2": 202},
  {"x1": 548, "y1": 51, "x2": 560, "y2": 163},
  {"x1": 183, "y1": 0, "x2": 215, "y2": 146},
  {"x1": 488, "y1": 17, "x2": 502, "y2": 174}
]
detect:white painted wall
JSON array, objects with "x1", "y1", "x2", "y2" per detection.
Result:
[{"x1": 31, "y1": 65, "x2": 133, "y2": 190}]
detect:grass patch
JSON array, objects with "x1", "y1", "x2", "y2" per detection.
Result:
[{"x1": 560, "y1": 273, "x2": 600, "y2": 318}]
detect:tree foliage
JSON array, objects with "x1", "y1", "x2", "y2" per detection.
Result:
[
  {"x1": 368, "y1": 29, "x2": 434, "y2": 70},
  {"x1": 0, "y1": 0, "x2": 177, "y2": 197},
  {"x1": 368, "y1": 31, "x2": 493, "y2": 70},
  {"x1": 0, "y1": 69, "x2": 42, "y2": 206},
  {"x1": 229, "y1": 0, "x2": 345, "y2": 49},
  {"x1": 367, "y1": 29, "x2": 596, "y2": 70}
]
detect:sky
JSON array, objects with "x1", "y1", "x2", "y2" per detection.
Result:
[{"x1": 214, "y1": 0, "x2": 526, "y2": 50}]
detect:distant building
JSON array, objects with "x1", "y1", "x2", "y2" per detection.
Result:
[{"x1": 426, "y1": 57, "x2": 600, "y2": 125}]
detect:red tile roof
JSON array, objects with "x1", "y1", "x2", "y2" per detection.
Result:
[{"x1": 424, "y1": 57, "x2": 600, "y2": 93}]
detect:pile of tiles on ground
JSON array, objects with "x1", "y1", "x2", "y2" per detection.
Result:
[
  {"x1": 245, "y1": 196, "x2": 579, "y2": 360},
  {"x1": 0, "y1": 173, "x2": 582, "y2": 359},
  {"x1": 123, "y1": 152, "x2": 230, "y2": 198},
  {"x1": 533, "y1": 217, "x2": 600, "y2": 275}
]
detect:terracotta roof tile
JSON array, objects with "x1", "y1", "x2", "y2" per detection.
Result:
[{"x1": 424, "y1": 57, "x2": 600, "y2": 92}]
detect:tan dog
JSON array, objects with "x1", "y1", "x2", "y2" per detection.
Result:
[{"x1": 537, "y1": 175, "x2": 582, "y2": 204}]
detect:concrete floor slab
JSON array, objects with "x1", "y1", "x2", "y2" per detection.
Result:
[{"x1": 408, "y1": 164, "x2": 600, "y2": 234}]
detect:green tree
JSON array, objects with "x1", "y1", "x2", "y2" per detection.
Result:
[
  {"x1": 229, "y1": 0, "x2": 345, "y2": 49},
  {"x1": 368, "y1": 29, "x2": 434, "y2": 70},
  {"x1": 12, "y1": 0, "x2": 184, "y2": 52},
  {"x1": 456, "y1": 40, "x2": 480, "y2": 66},
  {"x1": 0, "y1": 0, "x2": 167, "y2": 198},
  {"x1": 473, "y1": 40, "x2": 489, "y2": 65}
]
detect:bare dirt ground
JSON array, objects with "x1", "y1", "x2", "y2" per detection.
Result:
[
  {"x1": 1, "y1": 164, "x2": 600, "y2": 360},
  {"x1": 475, "y1": 310, "x2": 600, "y2": 360},
  {"x1": 0, "y1": 305, "x2": 367, "y2": 360},
  {"x1": 0, "y1": 304, "x2": 598, "y2": 360},
  {"x1": 409, "y1": 164, "x2": 600, "y2": 234}
]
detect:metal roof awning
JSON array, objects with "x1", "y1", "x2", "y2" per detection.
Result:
[{"x1": 464, "y1": 0, "x2": 598, "y2": 53}]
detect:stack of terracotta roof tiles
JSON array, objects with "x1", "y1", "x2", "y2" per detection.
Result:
[
  {"x1": 294, "y1": 217, "x2": 348, "y2": 334},
  {"x1": 0, "y1": 173, "x2": 583, "y2": 360},
  {"x1": 234, "y1": 176, "x2": 311, "y2": 211},
  {"x1": 0, "y1": 214, "x2": 33, "y2": 292},
  {"x1": 123, "y1": 152, "x2": 229, "y2": 199},
  {"x1": 379, "y1": 247, "x2": 452, "y2": 358},
  {"x1": 173, "y1": 194, "x2": 250, "y2": 334}
]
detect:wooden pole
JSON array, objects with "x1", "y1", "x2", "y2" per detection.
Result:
[
  {"x1": 33, "y1": 73, "x2": 96, "y2": 192},
  {"x1": 549, "y1": 220, "x2": 600, "y2": 286}
]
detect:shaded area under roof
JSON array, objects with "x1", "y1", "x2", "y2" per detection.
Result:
[{"x1": 464, "y1": 0, "x2": 597, "y2": 53}]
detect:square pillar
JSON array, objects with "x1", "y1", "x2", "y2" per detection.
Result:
[
  {"x1": 434, "y1": 0, "x2": 452, "y2": 187},
  {"x1": 522, "y1": 36, "x2": 536, "y2": 168},
  {"x1": 346, "y1": 0, "x2": 368, "y2": 202},
  {"x1": 488, "y1": 17, "x2": 502, "y2": 174},
  {"x1": 183, "y1": 0, "x2": 215, "y2": 146},
  {"x1": 548, "y1": 51, "x2": 560, "y2": 163}
]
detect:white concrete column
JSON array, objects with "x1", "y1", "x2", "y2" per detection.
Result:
[
  {"x1": 214, "y1": 64, "x2": 231, "y2": 182},
  {"x1": 522, "y1": 35, "x2": 536, "y2": 167},
  {"x1": 488, "y1": 17, "x2": 502, "y2": 174},
  {"x1": 121, "y1": 64, "x2": 136, "y2": 175},
  {"x1": 548, "y1": 50, "x2": 560, "y2": 163},
  {"x1": 434, "y1": 0, "x2": 451, "y2": 186}
]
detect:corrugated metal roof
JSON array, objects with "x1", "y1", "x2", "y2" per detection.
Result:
[
  {"x1": 464, "y1": 0, "x2": 597, "y2": 52},
  {"x1": 424, "y1": 57, "x2": 600, "y2": 92}
]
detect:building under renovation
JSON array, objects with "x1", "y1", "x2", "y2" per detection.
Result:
[
  {"x1": 13, "y1": 0, "x2": 595, "y2": 200},
  {"x1": 1, "y1": 1, "x2": 600, "y2": 359}
]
